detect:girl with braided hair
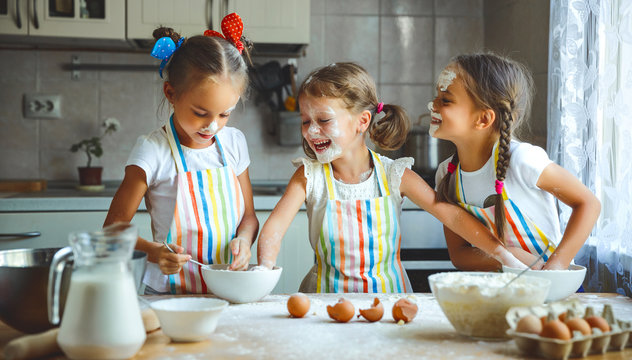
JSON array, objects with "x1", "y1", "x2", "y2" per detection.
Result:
[{"x1": 432, "y1": 53, "x2": 600, "y2": 271}]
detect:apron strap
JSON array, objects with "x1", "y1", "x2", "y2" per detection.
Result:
[
  {"x1": 370, "y1": 150, "x2": 390, "y2": 197},
  {"x1": 166, "y1": 114, "x2": 188, "y2": 173},
  {"x1": 323, "y1": 150, "x2": 391, "y2": 200},
  {"x1": 166, "y1": 115, "x2": 227, "y2": 173},
  {"x1": 455, "y1": 141, "x2": 508, "y2": 203}
]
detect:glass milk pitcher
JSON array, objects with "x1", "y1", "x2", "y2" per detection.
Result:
[{"x1": 48, "y1": 223, "x2": 146, "y2": 360}]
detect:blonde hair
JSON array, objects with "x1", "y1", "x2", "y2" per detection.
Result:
[
  {"x1": 435, "y1": 53, "x2": 535, "y2": 242},
  {"x1": 298, "y1": 62, "x2": 410, "y2": 159}
]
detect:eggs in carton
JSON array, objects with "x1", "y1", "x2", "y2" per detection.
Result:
[{"x1": 506, "y1": 300, "x2": 632, "y2": 360}]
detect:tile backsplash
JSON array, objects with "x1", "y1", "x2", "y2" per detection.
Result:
[{"x1": 0, "y1": 0, "x2": 547, "y2": 183}]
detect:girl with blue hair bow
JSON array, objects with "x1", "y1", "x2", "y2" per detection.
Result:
[{"x1": 104, "y1": 14, "x2": 259, "y2": 294}]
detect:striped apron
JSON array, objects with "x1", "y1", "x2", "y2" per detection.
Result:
[
  {"x1": 164, "y1": 116, "x2": 245, "y2": 294},
  {"x1": 314, "y1": 150, "x2": 409, "y2": 293},
  {"x1": 454, "y1": 146, "x2": 556, "y2": 261}
]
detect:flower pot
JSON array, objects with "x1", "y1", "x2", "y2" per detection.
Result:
[{"x1": 77, "y1": 167, "x2": 103, "y2": 186}]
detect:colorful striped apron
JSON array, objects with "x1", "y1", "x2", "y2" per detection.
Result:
[
  {"x1": 314, "y1": 150, "x2": 408, "y2": 293},
  {"x1": 454, "y1": 145, "x2": 556, "y2": 261},
  {"x1": 164, "y1": 116, "x2": 245, "y2": 294}
]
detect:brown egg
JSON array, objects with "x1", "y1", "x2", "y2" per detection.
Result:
[
  {"x1": 327, "y1": 298, "x2": 355, "y2": 323},
  {"x1": 392, "y1": 298, "x2": 418, "y2": 323},
  {"x1": 287, "y1": 293, "x2": 310, "y2": 318},
  {"x1": 557, "y1": 312, "x2": 567, "y2": 323},
  {"x1": 540, "y1": 319, "x2": 572, "y2": 340},
  {"x1": 585, "y1": 315, "x2": 610, "y2": 332},
  {"x1": 516, "y1": 314, "x2": 542, "y2": 334},
  {"x1": 358, "y1": 298, "x2": 384, "y2": 322},
  {"x1": 565, "y1": 317, "x2": 592, "y2": 336}
]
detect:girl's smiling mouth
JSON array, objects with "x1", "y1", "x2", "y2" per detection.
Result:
[
  {"x1": 197, "y1": 132, "x2": 214, "y2": 140},
  {"x1": 312, "y1": 138, "x2": 332, "y2": 152}
]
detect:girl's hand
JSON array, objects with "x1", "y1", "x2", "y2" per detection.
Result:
[
  {"x1": 494, "y1": 246, "x2": 528, "y2": 270},
  {"x1": 228, "y1": 236, "x2": 251, "y2": 271},
  {"x1": 541, "y1": 254, "x2": 570, "y2": 270},
  {"x1": 507, "y1": 247, "x2": 545, "y2": 269},
  {"x1": 158, "y1": 244, "x2": 191, "y2": 275}
]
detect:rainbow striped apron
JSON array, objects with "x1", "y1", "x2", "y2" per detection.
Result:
[
  {"x1": 454, "y1": 146, "x2": 556, "y2": 261},
  {"x1": 164, "y1": 116, "x2": 245, "y2": 294},
  {"x1": 314, "y1": 150, "x2": 409, "y2": 293}
]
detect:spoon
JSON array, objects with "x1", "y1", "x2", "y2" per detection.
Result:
[
  {"x1": 502, "y1": 250, "x2": 546, "y2": 289},
  {"x1": 162, "y1": 240, "x2": 205, "y2": 267}
]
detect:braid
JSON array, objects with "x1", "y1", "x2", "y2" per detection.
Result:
[
  {"x1": 493, "y1": 104, "x2": 513, "y2": 243},
  {"x1": 436, "y1": 152, "x2": 460, "y2": 204}
]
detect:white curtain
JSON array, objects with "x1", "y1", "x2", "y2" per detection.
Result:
[{"x1": 548, "y1": 0, "x2": 632, "y2": 296}]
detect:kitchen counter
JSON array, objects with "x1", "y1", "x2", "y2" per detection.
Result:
[
  {"x1": 1, "y1": 293, "x2": 630, "y2": 359},
  {"x1": 0, "y1": 181, "x2": 422, "y2": 212}
]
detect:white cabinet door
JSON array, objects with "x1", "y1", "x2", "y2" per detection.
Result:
[
  {"x1": 0, "y1": 211, "x2": 152, "y2": 250},
  {"x1": 0, "y1": 0, "x2": 28, "y2": 35},
  {"x1": 26, "y1": 0, "x2": 125, "y2": 39},
  {"x1": 127, "y1": 0, "x2": 220, "y2": 40},
  {"x1": 253, "y1": 210, "x2": 313, "y2": 294},
  {"x1": 226, "y1": 0, "x2": 309, "y2": 44}
]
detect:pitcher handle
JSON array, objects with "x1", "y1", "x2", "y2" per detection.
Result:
[{"x1": 48, "y1": 246, "x2": 73, "y2": 325}]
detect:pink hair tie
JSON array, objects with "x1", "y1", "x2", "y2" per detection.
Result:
[
  {"x1": 447, "y1": 162, "x2": 457, "y2": 174},
  {"x1": 376, "y1": 102, "x2": 384, "y2": 113},
  {"x1": 495, "y1": 180, "x2": 504, "y2": 194}
]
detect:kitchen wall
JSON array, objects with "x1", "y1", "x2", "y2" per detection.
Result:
[{"x1": 0, "y1": 0, "x2": 547, "y2": 183}]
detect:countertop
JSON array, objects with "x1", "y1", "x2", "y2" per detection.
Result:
[
  {"x1": 0, "y1": 181, "x2": 422, "y2": 212},
  {"x1": 1, "y1": 293, "x2": 630, "y2": 360}
]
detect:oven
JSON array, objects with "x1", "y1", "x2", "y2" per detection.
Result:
[{"x1": 400, "y1": 207, "x2": 457, "y2": 292}]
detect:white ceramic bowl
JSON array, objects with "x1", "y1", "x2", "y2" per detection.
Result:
[
  {"x1": 201, "y1": 264, "x2": 282, "y2": 303},
  {"x1": 429, "y1": 272, "x2": 550, "y2": 339},
  {"x1": 150, "y1": 297, "x2": 228, "y2": 342},
  {"x1": 502, "y1": 264, "x2": 587, "y2": 302}
]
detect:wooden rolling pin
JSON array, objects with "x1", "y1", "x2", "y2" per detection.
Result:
[{"x1": 3, "y1": 308, "x2": 160, "y2": 360}]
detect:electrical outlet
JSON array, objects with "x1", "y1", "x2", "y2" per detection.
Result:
[{"x1": 23, "y1": 94, "x2": 62, "y2": 119}]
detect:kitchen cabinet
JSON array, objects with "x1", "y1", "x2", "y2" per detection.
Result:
[
  {"x1": 0, "y1": 0, "x2": 125, "y2": 39},
  {"x1": 126, "y1": 0, "x2": 309, "y2": 47},
  {"x1": 225, "y1": 0, "x2": 310, "y2": 45},
  {"x1": 0, "y1": 211, "x2": 152, "y2": 250},
  {"x1": 127, "y1": 0, "x2": 218, "y2": 40},
  {"x1": 254, "y1": 210, "x2": 313, "y2": 295}
]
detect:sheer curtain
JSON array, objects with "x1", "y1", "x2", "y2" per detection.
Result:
[{"x1": 548, "y1": 0, "x2": 632, "y2": 296}]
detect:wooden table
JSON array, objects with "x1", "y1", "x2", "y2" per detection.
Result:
[{"x1": 1, "y1": 293, "x2": 631, "y2": 359}]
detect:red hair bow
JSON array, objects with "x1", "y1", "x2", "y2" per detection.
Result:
[{"x1": 204, "y1": 13, "x2": 244, "y2": 54}]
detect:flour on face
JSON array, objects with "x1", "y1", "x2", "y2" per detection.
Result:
[
  {"x1": 437, "y1": 69, "x2": 457, "y2": 92},
  {"x1": 427, "y1": 101, "x2": 441, "y2": 137}
]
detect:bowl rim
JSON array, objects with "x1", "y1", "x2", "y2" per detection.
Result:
[
  {"x1": 201, "y1": 264, "x2": 283, "y2": 272},
  {"x1": 149, "y1": 297, "x2": 228, "y2": 312},
  {"x1": 501, "y1": 264, "x2": 587, "y2": 272},
  {"x1": 428, "y1": 271, "x2": 552, "y2": 289}
]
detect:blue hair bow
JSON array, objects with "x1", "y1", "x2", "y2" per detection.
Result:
[{"x1": 151, "y1": 37, "x2": 185, "y2": 78}]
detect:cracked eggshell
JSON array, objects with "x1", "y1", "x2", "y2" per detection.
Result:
[
  {"x1": 327, "y1": 298, "x2": 355, "y2": 323},
  {"x1": 287, "y1": 293, "x2": 310, "y2": 318},
  {"x1": 358, "y1": 298, "x2": 384, "y2": 322},
  {"x1": 392, "y1": 298, "x2": 418, "y2": 323}
]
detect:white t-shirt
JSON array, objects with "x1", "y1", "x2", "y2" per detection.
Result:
[
  {"x1": 434, "y1": 140, "x2": 562, "y2": 243},
  {"x1": 126, "y1": 125, "x2": 250, "y2": 244}
]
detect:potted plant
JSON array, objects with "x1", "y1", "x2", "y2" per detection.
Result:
[{"x1": 70, "y1": 117, "x2": 121, "y2": 187}]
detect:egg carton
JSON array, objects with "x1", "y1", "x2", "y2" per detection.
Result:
[{"x1": 505, "y1": 300, "x2": 632, "y2": 360}]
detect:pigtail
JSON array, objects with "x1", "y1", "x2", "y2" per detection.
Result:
[
  {"x1": 493, "y1": 104, "x2": 513, "y2": 243},
  {"x1": 240, "y1": 35, "x2": 254, "y2": 67},
  {"x1": 152, "y1": 27, "x2": 183, "y2": 44},
  {"x1": 369, "y1": 104, "x2": 411, "y2": 151},
  {"x1": 436, "y1": 152, "x2": 459, "y2": 204}
]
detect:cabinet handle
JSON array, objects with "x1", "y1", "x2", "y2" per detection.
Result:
[
  {"x1": 0, "y1": 231, "x2": 42, "y2": 239},
  {"x1": 32, "y1": 0, "x2": 39, "y2": 29},
  {"x1": 207, "y1": 0, "x2": 213, "y2": 29},
  {"x1": 15, "y1": 0, "x2": 22, "y2": 29}
]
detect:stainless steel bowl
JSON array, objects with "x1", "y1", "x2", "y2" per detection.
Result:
[{"x1": 0, "y1": 247, "x2": 147, "y2": 334}]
